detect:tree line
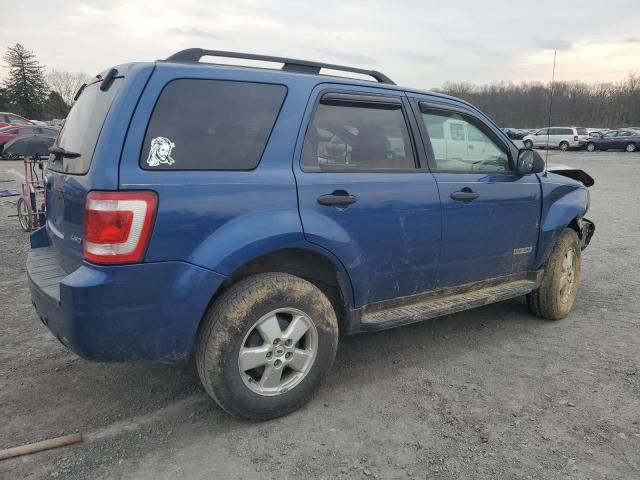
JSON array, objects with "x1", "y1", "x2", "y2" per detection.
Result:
[
  {"x1": 0, "y1": 44, "x2": 89, "y2": 120},
  {"x1": 436, "y1": 75, "x2": 640, "y2": 128},
  {"x1": 2, "y1": 42, "x2": 638, "y2": 128}
]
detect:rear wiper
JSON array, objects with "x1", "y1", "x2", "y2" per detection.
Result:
[{"x1": 49, "y1": 146, "x2": 81, "y2": 160}]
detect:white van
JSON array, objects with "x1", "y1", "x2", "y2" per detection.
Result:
[
  {"x1": 427, "y1": 116, "x2": 507, "y2": 169},
  {"x1": 523, "y1": 127, "x2": 589, "y2": 151}
]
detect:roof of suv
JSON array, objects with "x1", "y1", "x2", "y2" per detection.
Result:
[{"x1": 155, "y1": 48, "x2": 475, "y2": 113}]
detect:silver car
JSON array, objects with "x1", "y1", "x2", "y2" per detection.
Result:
[{"x1": 523, "y1": 127, "x2": 589, "y2": 151}]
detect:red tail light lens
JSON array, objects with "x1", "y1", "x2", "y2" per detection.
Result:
[
  {"x1": 574, "y1": 135, "x2": 578, "y2": 141},
  {"x1": 83, "y1": 191, "x2": 157, "y2": 265}
]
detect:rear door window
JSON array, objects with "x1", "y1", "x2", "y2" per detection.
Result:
[
  {"x1": 49, "y1": 78, "x2": 123, "y2": 174},
  {"x1": 141, "y1": 80, "x2": 287, "y2": 170},
  {"x1": 301, "y1": 95, "x2": 416, "y2": 172}
]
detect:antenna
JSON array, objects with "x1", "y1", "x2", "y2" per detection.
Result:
[{"x1": 545, "y1": 50, "x2": 557, "y2": 172}]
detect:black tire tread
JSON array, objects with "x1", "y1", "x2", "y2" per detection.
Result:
[
  {"x1": 195, "y1": 272, "x2": 338, "y2": 420},
  {"x1": 527, "y1": 228, "x2": 581, "y2": 320}
]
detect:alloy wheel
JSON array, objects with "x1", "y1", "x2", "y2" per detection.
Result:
[
  {"x1": 238, "y1": 308, "x2": 318, "y2": 396},
  {"x1": 559, "y1": 249, "x2": 576, "y2": 303}
]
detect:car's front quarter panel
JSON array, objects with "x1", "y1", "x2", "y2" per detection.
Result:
[{"x1": 535, "y1": 173, "x2": 589, "y2": 267}]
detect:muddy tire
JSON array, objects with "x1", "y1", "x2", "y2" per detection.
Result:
[
  {"x1": 195, "y1": 272, "x2": 339, "y2": 420},
  {"x1": 527, "y1": 229, "x2": 581, "y2": 320}
]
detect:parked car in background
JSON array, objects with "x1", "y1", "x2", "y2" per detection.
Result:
[
  {"x1": 523, "y1": 127, "x2": 589, "y2": 151},
  {"x1": 0, "y1": 125, "x2": 59, "y2": 159},
  {"x1": 27, "y1": 48, "x2": 595, "y2": 420},
  {"x1": 47, "y1": 118, "x2": 65, "y2": 127},
  {"x1": 582, "y1": 129, "x2": 640, "y2": 152},
  {"x1": 0, "y1": 112, "x2": 34, "y2": 128},
  {"x1": 501, "y1": 128, "x2": 526, "y2": 140},
  {"x1": 587, "y1": 128, "x2": 608, "y2": 137}
]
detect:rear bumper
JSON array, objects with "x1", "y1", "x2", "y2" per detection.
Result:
[{"x1": 27, "y1": 236, "x2": 226, "y2": 362}]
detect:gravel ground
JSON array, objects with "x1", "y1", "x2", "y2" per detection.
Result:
[{"x1": 1, "y1": 149, "x2": 639, "y2": 479}]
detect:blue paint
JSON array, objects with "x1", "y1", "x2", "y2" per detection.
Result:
[{"x1": 29, "y1": 58, "x2": 592, "y2": 362}]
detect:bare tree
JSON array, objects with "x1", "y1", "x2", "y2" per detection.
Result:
[
  {"x1": 47, "y1": 69, "x2": 90, "y2": 106},
  {"x1": 437, "y1": 74, "x2": 640, "y2": 128}
]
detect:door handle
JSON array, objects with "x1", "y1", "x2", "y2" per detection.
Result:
[
  {"x1": 317, "y1": 192, "x2": 358, "y2": 206},
  {"x1": 450, "y1": 191, "x2": 479, "y2": 201}
]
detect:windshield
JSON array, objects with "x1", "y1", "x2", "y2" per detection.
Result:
[{"x1": 48, "y1": 78, "x2": 122, "y2": 174}]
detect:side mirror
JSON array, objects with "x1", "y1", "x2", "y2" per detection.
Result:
[{"x1": 516, "y1": 148, "x2": 545, "y2": 175}]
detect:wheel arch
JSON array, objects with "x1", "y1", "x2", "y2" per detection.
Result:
[
  {"x1": 535, "y1": 184, "x2": 588, "y2": 268},
  {"x1": 198, "y1": 246, "x2": 356, "y2": 341}
]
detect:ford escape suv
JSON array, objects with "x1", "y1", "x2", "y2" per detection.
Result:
[{"x1": 28, "y1": 49, "x2": 595, "y2": 420}]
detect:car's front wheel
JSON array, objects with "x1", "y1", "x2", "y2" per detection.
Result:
[
  {"x1": 586, "y1": 142, "x2": 596, "y2": 152},
  {"x1": 527, "y1": 228, "x2": 581, "y2": 320},
  {"x1": 196, "y1": 272, "x2": 339, "y2": 420}
]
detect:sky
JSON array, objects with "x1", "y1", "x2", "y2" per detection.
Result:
[{"x1": 1, "y1": 0, "x2": 639, "y2": 89}]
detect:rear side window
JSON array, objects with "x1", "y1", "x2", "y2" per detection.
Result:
[
  {"x1": 49, "y1": 79, "x2": 123, "y2": 174},
  {"x1": 8, "y1": 115, "x2": 28, "y2": 125},
  {"x1": 550, "y1": 128, "x2": 573, "y2": 135},
  {"x1": 301, "y1": 99, "x2": 416, "y2": 172},
  {"x1": 141, "y1": 80, "x2": 286, "y2": 170},
  {"x1": 576, "y1": 128, "x2": 587, "y2": 135}
]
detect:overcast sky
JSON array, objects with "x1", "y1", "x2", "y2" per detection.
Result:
[{"x1": 1, "y1": 0, "x2": 639, "y2": 88}]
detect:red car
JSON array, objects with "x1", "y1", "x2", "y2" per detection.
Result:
[
  {"x1": 0, "y1": 125, "x2": 60, "y2": 158},
  {"x1": 0, "y1": 112, "x2": 34, "y2": 128}
]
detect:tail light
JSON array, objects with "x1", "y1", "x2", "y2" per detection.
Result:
[
  {"x1": 83, "y1": 191, "x2": 157, "y2": 265},
  {"x1": 574, "y1": 135, "x2": 578, "y2": 141}
]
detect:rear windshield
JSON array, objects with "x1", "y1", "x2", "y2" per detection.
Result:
[
  {"x1": 140, "y1": 79, "x2": 287, "y2": 170},
  {"x1": 576, "y1": 128, "x2": 588, "y2": 135},
  {"x1": 48, "y1": 78, "x2": 122, "y2": 175}
]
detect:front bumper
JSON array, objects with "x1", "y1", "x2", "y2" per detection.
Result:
[
  {"x1": 578, "y1": 217, "x2": 595, "y2": 250},
  {"x1": 27, "y1": 239, "x2": 226, "y2": 362}
]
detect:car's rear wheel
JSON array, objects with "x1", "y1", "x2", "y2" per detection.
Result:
[
  {"x1": 586, "y1": 142, "x2": 596, "y2": 152},
  {"x1": 625, "y1": 142, "x2": 637, "y2": 153},
  {"x1": 527, "y1": 228, "x2": 581, "y2": 320},
  {"x1": 559, "y1": 141, "x2": 569, "y2": 151},
  {"x1": 524, "y1": 140, "x2": 533, "y2": 149},
  {"x1": 196, "y1": 272, "x2": 339, "y2": 420}
]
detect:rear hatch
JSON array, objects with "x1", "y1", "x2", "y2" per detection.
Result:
[{"x1": 45, "y1": 74, "x2": 124, "y2": 272}]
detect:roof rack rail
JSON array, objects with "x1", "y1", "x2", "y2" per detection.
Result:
[{"x1": 164, "y1": 48, "x2": 395, "y2": 85}]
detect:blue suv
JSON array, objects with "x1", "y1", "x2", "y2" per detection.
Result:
[{"x1": 27, "y1": 49, "x2": 595, "y2": 420}]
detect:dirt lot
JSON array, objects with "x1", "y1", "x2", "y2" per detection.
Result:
[{"x1": 1, "y1": 149, "x2": 639, "y2": 479}]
